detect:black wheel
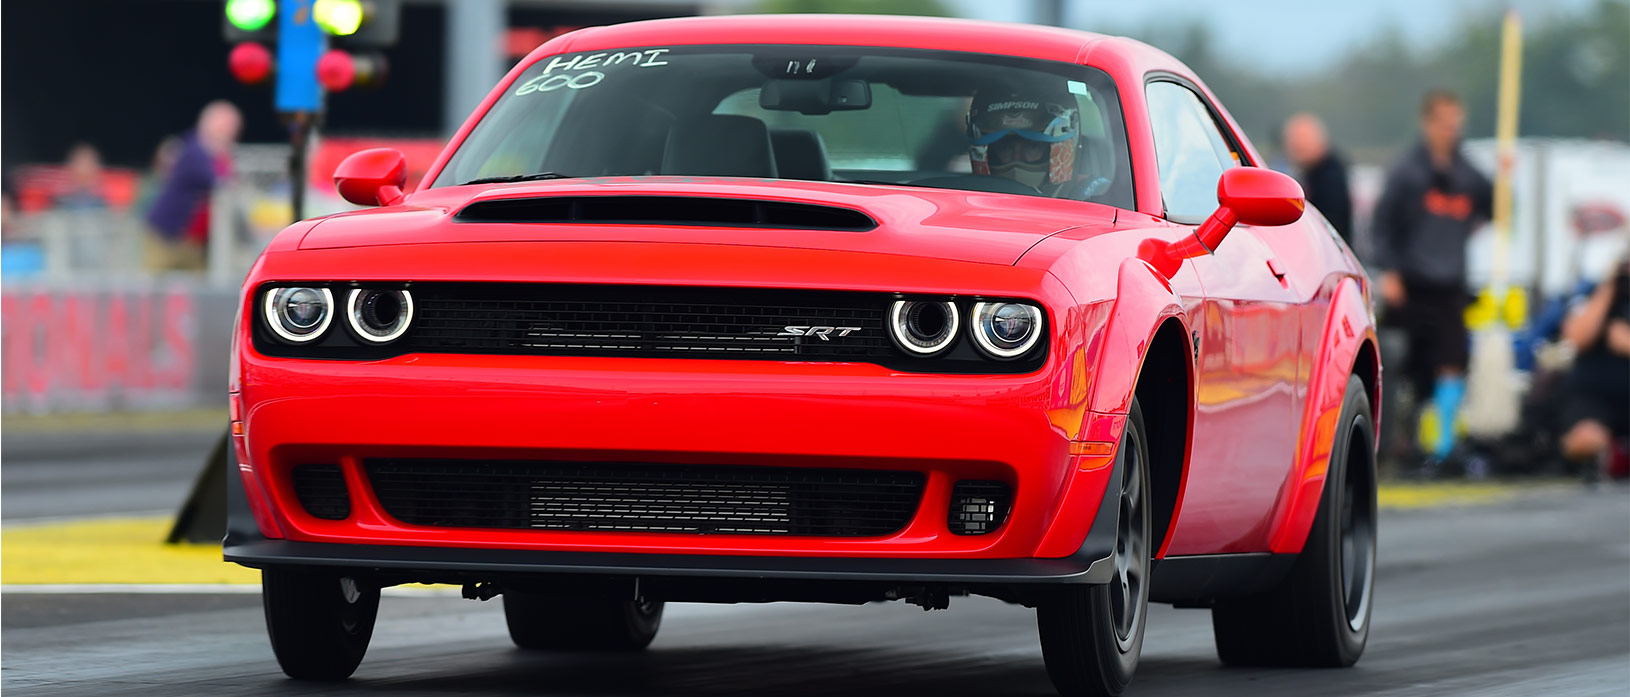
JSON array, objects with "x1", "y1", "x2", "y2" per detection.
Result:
[
  {"x1": 1212, "y1": 373, "x2": 1376, "y2": 667},
  {"x1": 504, "y1": 591, "x2": 664, "y2": 651},
  {"x1": 1037, "y1": 398, "x2": 1151, "y2": 697},
  {"x1": 262, "y1": 567, "x2": 380, "y2": 680}
]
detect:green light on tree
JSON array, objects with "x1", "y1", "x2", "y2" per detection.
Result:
[{"x1": 225, "y1": 0, "x2": 275, "y2": 32}]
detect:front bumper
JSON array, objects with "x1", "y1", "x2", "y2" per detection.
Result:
[
  {"x1": 234, "y1": 351, "x2": 1122, "y2": 560},
  {"x1": 224, "y1": 537, "x2": 1114, "y2": 585},
  {"x1": 230, "y1": 244, "x2": 1126, "y2": 579}
]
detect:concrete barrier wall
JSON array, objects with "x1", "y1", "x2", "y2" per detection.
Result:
[{"x1": 2, "y1": 280, "x2": 238, "y2": 414}]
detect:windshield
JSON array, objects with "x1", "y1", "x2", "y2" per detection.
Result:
[{"x1": 433, "y1": 45, "x2": 1134, "y2": 209}]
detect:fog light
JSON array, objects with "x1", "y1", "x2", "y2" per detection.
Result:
[{"x1": 948, "y1": 480, "x2": 1011, "y2": 535}]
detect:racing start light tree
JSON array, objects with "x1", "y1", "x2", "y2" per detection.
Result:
[
  {"x1": 220, "y1": 0, "x2": 400, "y2": 220},
  {"x1": 173, "y1": 0, "x2": 403, "y2": 545}
]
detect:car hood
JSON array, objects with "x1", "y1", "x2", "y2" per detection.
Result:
[{"x1": 296, "y1": 178, "x2": 1118, "y2": 266}]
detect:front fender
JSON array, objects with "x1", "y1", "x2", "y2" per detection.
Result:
[
  {"x1": 1034, "y1": 257, "x2": 1190, "y2": 558},
  {"x1": 1087, "y1": 257, "x2": 1189, "y2": 415},
  {"x1": 1267, "y1": 276, "x2": 1378, "y2": 554}
]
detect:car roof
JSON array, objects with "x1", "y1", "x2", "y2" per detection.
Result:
[{"x1": 525, "y1": 14, "x2": 1116, "y2": 66}]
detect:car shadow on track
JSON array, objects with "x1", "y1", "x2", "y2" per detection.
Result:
[{"x1": 249, "y1": 648, "x2": 1289, "y2": 697}]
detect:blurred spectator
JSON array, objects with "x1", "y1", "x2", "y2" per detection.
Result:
[
  {"x1": 55, "y1": 143, "x2": 110, "y2": 211},
  {"x1": 0, "y1": 169, "x2": 46, "y2": 276},
  {"x1": 1372, "y1": 88, "x2": 1493, "y2": 465},
  {"x1": 1, "y1": 168, "x2": 16, "y2": 234},
  {"x1": 1559, "y1": 258, "x2": 1630, "y2": 480},
  {"x1": 136, "y1": 136, "x2": 184, "y2": 216},
  {"x1": 145, "y1": 100, "x2": 241, "y2": 271},
  {"x1": 1282, "y1": 112, "x2": 1352, "y2": 244}
]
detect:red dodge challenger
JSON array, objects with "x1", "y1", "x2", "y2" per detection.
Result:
[{"x1": 226, "y1": 14, "x2": 1381, "y2": 697}]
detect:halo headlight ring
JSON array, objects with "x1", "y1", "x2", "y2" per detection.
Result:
[
  {"x1": 346, "y1": 288, "x2": 414, "y2": 344},
  {"x1": 888, "y1": 300, "x2": 959, "y2": 356},
  {"x1": 263, "y1": 287, "x2": 334, "y2": 344},
  {"x1": 971, "y1": 301, "x2": 1043, "y2": 359}
]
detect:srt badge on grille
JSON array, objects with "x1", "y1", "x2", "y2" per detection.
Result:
[{"x1": 781, "y1": 325, "x2": 863, "y2": 340}]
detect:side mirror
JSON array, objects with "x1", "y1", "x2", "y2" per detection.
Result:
[
  {"x1": 1139, "y1": 167, "x2": 1305, "y2": 278},
  {"x1": 334, "y1": 148, "x2": 407, "y2": 207}
]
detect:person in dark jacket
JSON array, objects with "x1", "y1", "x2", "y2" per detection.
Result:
[
  {"x1": 1560, "y1": 258, "x2": 1630, "y2": 481},
  {"x1": 145, "y1": 101, "x2": 240, "y2": 271},
  {"x1": 1372, "y1": 89, "x2": 1493, "y2": 462},
  {"x1": 1282, "y1": 112, "x2": 1352, "y2": 244}
]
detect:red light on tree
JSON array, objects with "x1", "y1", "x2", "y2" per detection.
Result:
[
  {"x1": 228, "y1": 42, "x2": 273, "y2": 85},
  {"x1": 316, "y1": 49, "x2": 356, "y2": 92}
]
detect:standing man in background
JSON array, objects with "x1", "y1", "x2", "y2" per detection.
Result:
[
  {"x1": 1372, "y1": 89, "x2": 1493, "y2": 468},
  {"x1": 145, "y1": 100, "x2": 241, "y2": 271},
  {"x1": 1282, "y1": 112, "x2": 1352, "y2": 244}
]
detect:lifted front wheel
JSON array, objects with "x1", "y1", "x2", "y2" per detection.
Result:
[
  {"x1": 262, "y1": 567, "x2": 380, "y2": 680},
  {"x1": 1037, "y1": 398, "x2": 1151, "y2": 697}
]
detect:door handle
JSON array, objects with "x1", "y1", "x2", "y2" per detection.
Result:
[{"x1": 1266, "y1": 258, "x2": 1287, "y2": 280}]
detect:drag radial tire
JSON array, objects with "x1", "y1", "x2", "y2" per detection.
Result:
[
  {"x1": 1037, "y1": 398, "x2": 1151, "y2": 697},
  {"x1": 504, "y1": 592, "x2": 665, "y2": 651},
  {"x1": 1212, "y1": 373, "x2": 1377, "y2": 667},
  {"x1": 261, "y1": 567, "x2": 380, "y2": 680}
]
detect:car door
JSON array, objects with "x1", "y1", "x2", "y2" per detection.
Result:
[{"x1": 1142, "y1": 80, "x2": 1306, "y2": 555}]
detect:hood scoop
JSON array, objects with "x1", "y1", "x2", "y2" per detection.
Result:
[{"x1": 454, "y1": 195, "x2": 877, "y2": 232}]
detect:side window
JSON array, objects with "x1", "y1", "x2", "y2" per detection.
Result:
[{"x1": 1146, "y1": 81, "x2": 1239, "y2": 223}]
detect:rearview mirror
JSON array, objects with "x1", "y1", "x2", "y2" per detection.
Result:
[
  {"x1": 334, "y1": 148, "x2": 407, "y2": 207},
  {"x1": 1138, "y1": 168, "x2": 1305, "y2": 278},
  {"x1": 759, "y1": 78, "x2": 871, "y2": 115}
]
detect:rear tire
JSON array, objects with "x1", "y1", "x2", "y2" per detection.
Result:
[
  {"x1": 1212, "y1": 373, "x2": 1376, "y2": 667},
  {"x1": 504, "y1": 592, "x2": 664, "y2": 651},
  {"x1": 1037, "y1": 398, "x2": 1151, "y2": 697},
  {"x1": 262, "y1": 567, "x2": 380, "y2": 680}
]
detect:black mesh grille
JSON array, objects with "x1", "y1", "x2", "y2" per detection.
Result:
[
  {"x1": 948, "y1": 480, "x2": 1011, "y2": 535},
  {"x1": 402, "y1": 284, "x2": 891, "y2": 359},
  {"x1": 291, "y1": 465, "x2": 350, "y2": 520},
  {"x1": 365, "y1": 459, "x2": 925, "y2": 536}
]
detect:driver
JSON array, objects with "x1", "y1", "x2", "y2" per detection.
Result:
[{"x1": 967, "y1": 83, "x2": 1105, "y2": 198}]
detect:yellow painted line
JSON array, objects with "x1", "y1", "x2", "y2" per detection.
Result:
[
  {"x1": 0, "y1": 484, "x2": 1545, "y2": 585},
  {"x1": 1377, "y1": 482, "x2": 1528, "y2": 509},
  {"x1": 1, "y1": 516, "x2": 256, "y2": 586}
]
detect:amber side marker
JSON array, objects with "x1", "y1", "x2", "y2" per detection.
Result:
[{"x1": 1070, "y1": 441, "x2": 1115, "y2": 456}]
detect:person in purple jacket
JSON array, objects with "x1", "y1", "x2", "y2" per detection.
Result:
[{"x1": 145, "y1": 101, "x2": 240, "y2": 271}]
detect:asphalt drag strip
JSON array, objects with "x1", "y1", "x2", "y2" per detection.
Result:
[{"x1": 3, "y1": 484, "x2": 1626, "y2": 697}]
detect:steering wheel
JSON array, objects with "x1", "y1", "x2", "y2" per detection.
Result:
[{"x1": 908, "y1": 174, "x2": 1043, "y2": 196}]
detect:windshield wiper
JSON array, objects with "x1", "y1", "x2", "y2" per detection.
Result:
[
  {"x1": 840, "y1": 179, "x2": 940, "y2": 189},
  {"x1": 461, "y1": 172, "x2": 574, "y2": 185}
]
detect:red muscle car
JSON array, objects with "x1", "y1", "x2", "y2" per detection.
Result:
[{"x1": 226, "y1": 15, "x2": 1381, "y2": 697}]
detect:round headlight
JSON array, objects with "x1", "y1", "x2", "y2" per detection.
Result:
[
  {"x1": 889, "y1": 300, "x2": 959, "y2": 355},
  {"x1": 347, "y1": 288, "x2": 413, "y2": 343},
  {"x1": 971, "y1": 302, "x2": 1042, "y2": 359},
  {"x1": 264, "y1": 287, "x2": 334, "y2": 343}
]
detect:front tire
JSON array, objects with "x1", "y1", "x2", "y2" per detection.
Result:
[
  {"x1": 1212, "y1": 373, "x2": 1377, "y2": 667},
  {"x1": 1037, "y1": 398, "x2": 1152, "y2": 697},
  {"x1": 504, "y1": 592, "x2": 664, "y2": 651},
  {"x1": 262, "y1": 567, "x2": 380, "y2": 680}
]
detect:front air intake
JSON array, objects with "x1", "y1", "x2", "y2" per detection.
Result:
[
  {"x1": 948, "y1": 480, "x2": 1011, "y2": 535},
  {"x1": 291, "y1": 464, "x2": 351, "y2": 520},
  {"x1": 454, "y1": 196, "x2": 877, "y2": 232},
  {"x1": 365, "y1": 459, "x2": 925, "y2": 536}
]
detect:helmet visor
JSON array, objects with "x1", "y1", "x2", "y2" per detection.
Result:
[{"x1": 969, "y1": 105, "x2": 1077, "y2": 146}]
